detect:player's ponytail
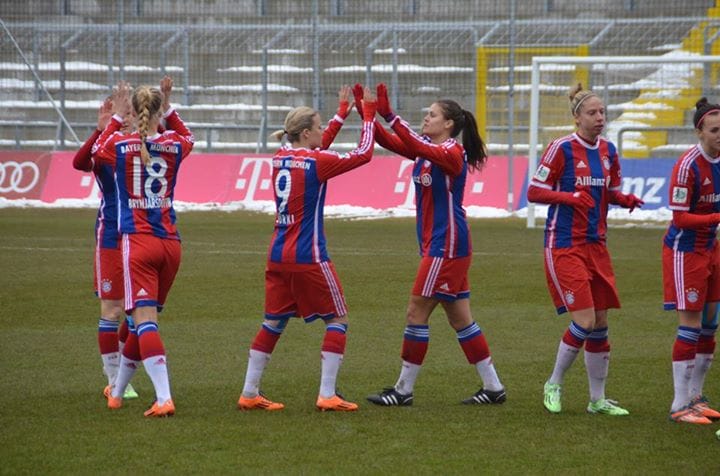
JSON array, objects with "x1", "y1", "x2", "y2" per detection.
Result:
[
  {"x1": 131, "y1": 86, "x2": 163, "y2": 165},
  {"x1": 569, "y1": 83, "x2": 597, "y2": 116},
  {"x1": 436, "y1": 99, "x2": 487, "y2": 172},
  {"x1": 273, "y1": 107, "x2": 318, "y2": 144}
]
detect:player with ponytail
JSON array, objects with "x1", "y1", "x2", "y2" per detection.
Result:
[
  {"x1": 363, "y1": 83, "x2": 505, "y2": 408},
  {"x1": 92, "y1": 77, "x2": 194, "y2": 417}
]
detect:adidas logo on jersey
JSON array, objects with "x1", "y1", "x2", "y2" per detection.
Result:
[
  {"x1": 704, "y1": 177, "x2": 711, "y2": 185},
  {"x1": 576, "y1": 161, "x2": 587, "y2": 169},
  {"x1": 137, "y1": 288, "x2": 148, "y2": 297},
  {"x1": 439, "y1": 283, "x2": 450, "y2": 291}
]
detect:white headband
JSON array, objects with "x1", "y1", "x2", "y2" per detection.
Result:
[{"x1": 572, "y1": 93, "x2": 597, "y2": 115}]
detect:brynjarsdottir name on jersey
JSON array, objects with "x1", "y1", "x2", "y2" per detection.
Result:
[
  {"x1": 128, "y1": 197, "x2": 172, "y2": 209},
  {"x1": 575, "y1": 176, "x2": 606, "y2": 187},
  {"x1": 273, "y1": 158, "x2": 311, "y2": 170}
]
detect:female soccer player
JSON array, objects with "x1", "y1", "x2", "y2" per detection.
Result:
[
  {"x1": 236, "y1": 87, "x2": 377, "y2": 412},
  {"x1": 364, "y1": 83, "x2": 506, "y2": 407},
  {"x1": 73, "y1": 97, "x2": 138, "y2": 401},
  {"x1": 527, "y1": 83, "x2": 642, "y2": 416},
  {"x1": 73, "y1": 78, "x2": 173, "y2": 402},
  {"x1": 663, "y1": 97, "x2": 720, "y2": 424},
  {"x1": 92, "y1": 79, "x2": 194, "y2": 417}
]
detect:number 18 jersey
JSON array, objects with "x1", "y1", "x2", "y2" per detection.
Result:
[{"x1": 92, "y1": 109, "x2": 194, "y2": 240}]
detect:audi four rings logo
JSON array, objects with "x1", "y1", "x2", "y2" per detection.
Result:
[{"x1": 0, "y1": 161, "x2": 40, "y2": 193}]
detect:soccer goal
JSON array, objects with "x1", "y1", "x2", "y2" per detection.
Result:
[{"x1": 525, "y1": 54, "x2": 720, "y2": 228}]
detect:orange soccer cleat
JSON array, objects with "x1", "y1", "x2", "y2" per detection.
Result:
[
  {"x1": 143, "y1": 399, "x2": 175, "y2": 418},
  {"x1": 316, "y1": 394, "x2": 358, "y2": 412},
  {"x1": 690, "y1": 396, "x2": 720, "y2": 420},
  {"x1": 669, "y1": 406, "x2": 712, "y2": 425},
  {"x1": 237, "y1": 393, "x2": 284, "y2": 411}
]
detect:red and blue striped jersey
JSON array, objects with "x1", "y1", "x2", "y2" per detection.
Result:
[
  {"x1": 530, "y1": 133, "x2": 622, "y2": 249},
  {"x1": 268, "y1": 120, "x2": 375, "y2": 264},
  {"x1": 376, "y1": 117, "x2": 471, "y2": 258},
  {"x1": 92, "y1": 108, "x2": 194, "y2": 240},
  {"x1": 664, "y1": 144, "x2": 720, "y2": 252},
  {"x1": 73, "y1": 129, "x2": 120, "y2": 250}
]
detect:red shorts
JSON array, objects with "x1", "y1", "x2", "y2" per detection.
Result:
[
  {"x1": 411, "y1": 256, "x2": 470, "y2": 301},
  {"x1": 122, "y1": 234, "x2": 181, "y2": 312},
  {"x1": 662, "y1": 242, "x2": 720, "y2": 311},
  {"x1": 265, "y1": 260, "x2": 347, "y2": 321},
  {"x1": 94, "y1": 245, "x2": 124, "y2": 300},
  {"x1": 544, "y1": 243, "x2": 620, "y2": 314}
]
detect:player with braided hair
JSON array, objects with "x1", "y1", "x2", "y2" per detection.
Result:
[{"x1": 91, "y1": 78, "x2": 194, "y2": 417}]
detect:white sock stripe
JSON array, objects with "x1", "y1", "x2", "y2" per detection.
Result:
[
  {"x1": 456, "y1": 322, "x2": 481, "y2": 339},
  {"x1": 404, "y1": 326, "x2": 430, "y2": 338}
]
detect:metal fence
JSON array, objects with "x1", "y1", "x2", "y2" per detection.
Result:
[{"x1": 0, "y1": 1, "x2": 718, "y2": 154}]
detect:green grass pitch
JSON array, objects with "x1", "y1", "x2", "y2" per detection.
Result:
[{"x1": 0, "y1": 208, "x2": 718, "y2": 474}]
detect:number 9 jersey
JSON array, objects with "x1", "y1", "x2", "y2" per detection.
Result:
[
  {"x1": 92, "y1": 108, "x2": 195, "y2": 240},
  {"x1": 268, "y1": 121, "x2": 374, "y2": 264}
]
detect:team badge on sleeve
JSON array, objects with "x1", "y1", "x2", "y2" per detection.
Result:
[
  {"x1": 533, "y1": 165, "x2": 551, "y2": 182},
  {"x1": 672, "y1": 186, "x2": 688, "y2": 204}
]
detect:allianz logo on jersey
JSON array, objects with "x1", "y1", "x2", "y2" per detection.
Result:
[
  {"x1": 698, "y1": 192, "x2": 720, "y2": 203},
  {"x1": 574, "y1": 176, "x2": 606, "y2": 187}
]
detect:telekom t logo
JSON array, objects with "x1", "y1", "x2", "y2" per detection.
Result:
[
  {"x1": 393, "y1": 160, "x2": 415, "y2": 208},
  {"x1": 235, "y1": 157, "x2": 274, "y2": 201}
]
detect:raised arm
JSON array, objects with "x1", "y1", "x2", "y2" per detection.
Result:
[
  {"x1": 316, "y1": 88, "x2": 377, "y2": 181},
  {"x1": 321, "y1": 85, "x2": 353, "y2": 150},
  {"x1": 73, "y1": 98, "x2": 112, "y2": 171}
]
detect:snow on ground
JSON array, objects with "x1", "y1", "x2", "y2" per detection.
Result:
[{"x1": 0, "y1": 196, "x2": 673, "y2": 224}]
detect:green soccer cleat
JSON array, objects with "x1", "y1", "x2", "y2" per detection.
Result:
[
  {"x1": 587, "y1": 398, "x2": 629, "y2": 416},
  {"x1": 543, "y1": 381, "x2": 562, "y2": 414},
  {"x1": 123, "y1": 383, "x2": 139, "y2": 400}
]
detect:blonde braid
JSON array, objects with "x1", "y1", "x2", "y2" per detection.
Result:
[{"x1": 131, "y1": 86, "x2": 163, "y2": 165}]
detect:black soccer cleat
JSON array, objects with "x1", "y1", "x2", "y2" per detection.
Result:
[
  {"x1": 367, "y1": 387, "x2": 414, "y2": 406},
  {"x1": 462, "y1": 387, "x2": 507, "y2": 405}
]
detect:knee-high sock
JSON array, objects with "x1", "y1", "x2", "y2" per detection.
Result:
[
  {"x1": 457, "y1": 322, "x2": 502, "y2": 391},
  {"x1": 584, "y1": 327, "x2": 610, "y2": 402},
  {"x1": 98, "y1": 318, "x2": 120, "y2": 386},
  {"x1": 137, "y1": 321, "x2": 171, "y2": 405},
  {"x1": 242, "y1": 321, "x2": 286, "y2": 397},
  {"x1": 549, "y1": 321, "x2": 591, "y2": 385},
  {"x1": 117, "y1": 316, "x2": 131, "y2": 355},
  {"x1": 112, "y1": 324, "x2": 140, "y2": 398},
  {"x1": 396, "y1": 325, "x2": 429, "y2": 395},
  {"x1": 319, "y1": 323, "x2": 347, "y2": 398},
  {"x1": 689, "y1": 323, "x2": 716, "y2": 399},
  {"x1": 671, "y1": 326, "x2": 700, "y2": 412}
]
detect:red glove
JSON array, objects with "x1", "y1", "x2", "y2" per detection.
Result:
[
  {"x1": 376, "y1": 83, "x2": 396, "y2": 122},
  {"x1": 625, "y1": 194, "x2": 644, "y2": 213},
  {"x1": 567, "y1": 191, "x2": 595, "y2": 210},
  {"x1": 352, "y1": 83, "x2": 365, "y2": 117}
]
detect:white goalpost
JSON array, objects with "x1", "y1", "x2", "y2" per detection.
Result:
[{"x1": 525, "y1": 54, "x2": 720, "y2": 228}]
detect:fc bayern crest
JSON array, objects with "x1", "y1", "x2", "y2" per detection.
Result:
[
  {"x1": 101, "y1": 279, "x2": 112, "y2": 293},
  {"x1": 602, "y1": 156, "x2": 610, "y2": 170},
  {"x1": 420, "y1": 173, "x2": 432, "y2": 186},
  {"x1": 564, "y1": 290, "x2": 575, "y2": 305},
  {"x1": 686, "y1": 287, "x2": 699, "y2": 303}
]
